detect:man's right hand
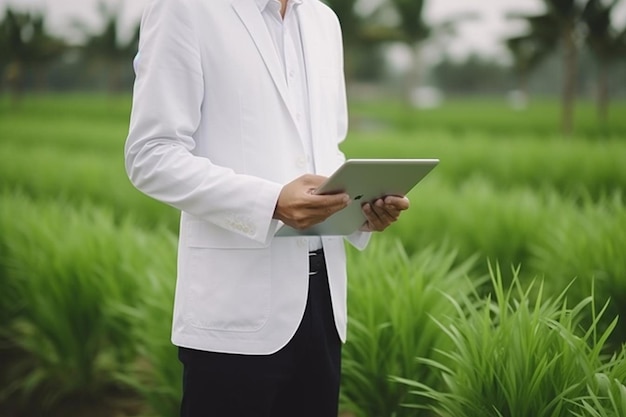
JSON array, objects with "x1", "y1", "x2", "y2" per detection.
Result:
[{"x1": 273, "y1": 174, "x2": 350, "y2": 230}]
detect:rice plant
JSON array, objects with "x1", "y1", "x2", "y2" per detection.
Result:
[
  {"x1": 397, "y1": 265, "x2": 622, "y2": 417},
  {"x1": 574, "y1": 346, "x2": 626, "y2": 417},
  {"x1": 114, "y1": 235, "x2": 182, "y2": 417},
  {"x1": 0, "y1": 192, "x2": 176, "y2": 416},
  {"x1": 348, "y1": 98, "x2": 626, "y2": 138},
  {"x1": 340, "y1": 237, "x2": 480, "y2": 417},
  {"x1": 383, "y1": 177, "x2": 558, "y2": 286},
  {"x1": 530, "y1": 191, "x2": 626, "y2": 350},
  {"x1": 342, "y1": 131, "x2": 626, "y2": 201},
  {"x1": 0, "y1": 142, "x2": 179, "y2": 231},
  {"x1": 2, "y1": 94, "x2": 626, "y2": 415}
]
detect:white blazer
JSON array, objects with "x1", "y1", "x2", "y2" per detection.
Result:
[{"x1": 125, "y1": 0, "x2": 369, "y2": 354}]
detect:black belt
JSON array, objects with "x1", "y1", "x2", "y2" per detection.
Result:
[{"x1": 309, "y1": 248, "x2": 325, "y2": 276}]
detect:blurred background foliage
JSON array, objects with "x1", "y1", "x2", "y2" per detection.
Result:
[
  {"x1": 1, "y1": 0, "x2": 626, "y2": 417},
  {"x1": 1, "y1": 0, "x2": 625, "y2": 133}
]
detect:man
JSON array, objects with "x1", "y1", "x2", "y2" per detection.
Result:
[{"x1": 124, "y1": 0, "x2": 409, "y2": 416}]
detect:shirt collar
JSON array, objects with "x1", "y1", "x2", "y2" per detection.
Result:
[{"x1": 255, "y1": 0, "x2": 303, "y2": 12}]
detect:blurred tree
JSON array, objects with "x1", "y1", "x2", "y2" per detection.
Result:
[
  {"x1": 378, "y1": 0, "x2": 476, "y2": 104},
  {"x1": 505, "y1": 16, "x2": 557, "y2": 98},
  {"x1": 322, "y1": 0, "x2": 392, "y2": 83},
  {"x1": 0, "y1": 9, "x2": 65, "y2": 104},
  {"x1": 582, "y1": 0, "x2": 626, "y2": 125},
  {"x1": 543, "y1": 0, "x2": 587, "y2": 136},
  {"x1": 386, "y1": 0, "x2": 430, "y2": 100},
  {"x1": 509, "y1": 0, "x2": 587, "y2": 135},
  {"x1": 75, "y1": 1, "x2": 139, "y2": 92},
  {"x1": 322, "y1": 0, "x2": 363, "y2": 49},
  {"x1": 323, "y1": 0, "x2": 369, "y2": 81}
]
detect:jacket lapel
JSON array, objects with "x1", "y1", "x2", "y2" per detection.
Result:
[
  {"x1": 231, "y1": 0, "x2": 295, "y2": 120},
  {"x1": 296, "y1": 2, "x2": 325, "y2": 171}
]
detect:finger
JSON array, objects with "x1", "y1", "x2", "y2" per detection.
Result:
[
  {"x1": 383, "y1": 195, "x2": 410, "y2": 211},
  {"x1": 305, "y1": 193, "x2": 350, "y2": 221},
  {"x1": 318, "y1": 193, "x2": 350, "y2": 210},
  {"x1": 377, "y1": 200, "x2": 406, "y2": 219},
  {"x1": 372, "y1": 199, "x2": 395, "y2": 223},
  {"x1": 381, "y1": 206, "x2": 401, "y2": 218},
  {"x1": 371, "y1": 199, "x2": 397, "y2": 225},
  {"x1": 362, "y1": 202, "x2": 385, "y2": 231}
]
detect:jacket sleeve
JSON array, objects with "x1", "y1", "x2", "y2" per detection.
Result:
[{"x1": 125, "y1": 0, "x2": 282, "y2": 245}]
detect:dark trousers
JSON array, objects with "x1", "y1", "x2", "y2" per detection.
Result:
[{"x1": 178, "y1": 249, "x2": 342, "y2": 417}]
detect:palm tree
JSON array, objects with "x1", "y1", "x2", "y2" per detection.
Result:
[
  {"x1": 582, "y1": 0, "x2": 626, "y2": 125},
  {"x1": 546, "y1": 0, "x2": 587, "y2": 136},
  {"x1": 509, "y1": 0, "x2": 587, "y2": 135},
  {"x1": 505, "y1": 15, "x2": 559, "y2": 99}
]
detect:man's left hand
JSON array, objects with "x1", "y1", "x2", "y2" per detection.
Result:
[{"x1": 360, "y1": 195, "x2": 410, "y2": 232}]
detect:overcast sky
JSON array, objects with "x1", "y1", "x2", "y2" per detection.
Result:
[{"x1": 1, "y1": 0, "x2": 625, "y2": 60}]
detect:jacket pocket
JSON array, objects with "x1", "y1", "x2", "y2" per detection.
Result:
[
  {"x1": 180, "y1": 219, "x2": 272, "y2": 331},
  {"x1": 183, "y1": 245, "x2": 271, "y2": 332}
]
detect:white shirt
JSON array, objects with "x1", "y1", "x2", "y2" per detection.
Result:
[{"x1": 258, "y1": 0, "x2": 322, "y2": 251}]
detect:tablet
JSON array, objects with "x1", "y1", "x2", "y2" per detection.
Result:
[{"x1": 275, "y1": 158, "x2": 439, "y2": 236}]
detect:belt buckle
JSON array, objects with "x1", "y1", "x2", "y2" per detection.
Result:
[{"x1": 309, "y1": 249, "x2": 324, "y2": 276}]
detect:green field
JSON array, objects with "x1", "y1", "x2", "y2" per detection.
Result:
[{"x1": 1, "y1": 95, "x2": 625, "y2": 417}]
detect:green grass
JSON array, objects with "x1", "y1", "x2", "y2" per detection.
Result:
[
  {"x1": 342, "y1": 131, "x2": 626, "y2": 200},
  {"x1": 0, "y1": 192, "x2": 177, "y2": 416},
  {"x1": 398, "y1": 266, "x2": 626, "y2": 417},
  {"x1": 529, "y1": 192, "x2": 626, "y2": 350},
  {"x1": 341, "y1": 239, "x2": 479, "y2": 417},
  {"x1": 349, "y1": 98, "x2": 626, "y2": 138},
  {"x1": 576, "y1": 351, "x2": 626, "y2": 417},
  {"x1": 0, "y1": 142, "x2": 179, "y2": 230},
  {"x1": 1, "y1": 94, "x2": 626, "y2": 416}
]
